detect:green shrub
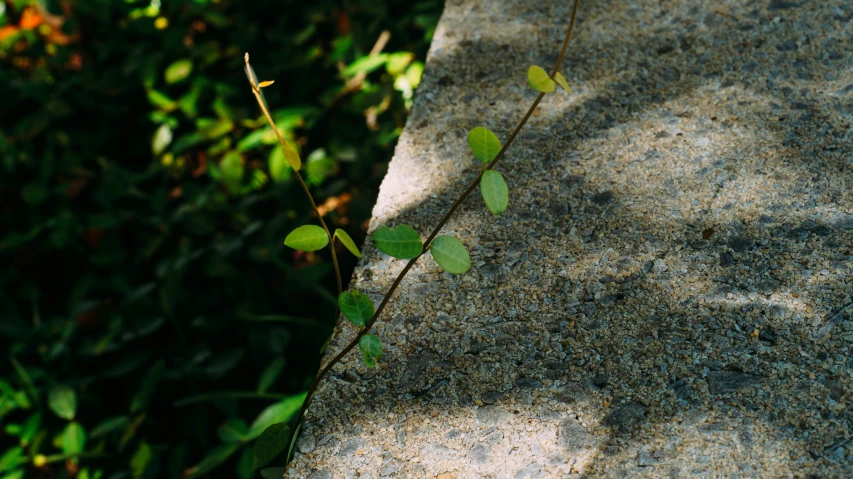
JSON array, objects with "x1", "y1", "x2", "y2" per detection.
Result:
[{"x1": 0, "y1": 0, "x2": 439, "y2": 477}]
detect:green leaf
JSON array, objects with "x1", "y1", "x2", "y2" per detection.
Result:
[
  {"x1": 60, "y1": 422, "x2": 86, "y2": 455},
  {"x1": 527, "y1": 65, "x2": 555, "y2": 93},
  {"x1": 278, "y1": 141, "x2": 302, "y2": 172},
  {"x1": 358, "y1": 334, "x2": 383, "y2": 368},
  {"x1": 0, "y1": 447, "x2": 24, "y2": 473},
  {"x1": 220, "y1": 152, "x2": 244, "y2": 195},
  {"x1": 480, "y1": 170, "x2": 509, "y2": 215},
  {"x1": 151, "y1": 124, "x2": 172, "y2": 156},
  {"x1": 48, "y1": 385, "x2": 76, "y2": 420},
  {"x1": 131, "y1": 441, "x2": 153, "y2": 479},
  {"x1": 236, "y1": 448, "x2": 253, "y2": 479},
  {"x1": 372, "y1": 225, "x2": 423, "y2": 260},
  {"x1": 252, "y1": 423, "x2": 290, "y2": 471},
  {"x1": 338, "y1": 290, "x2": 374, "y2": 327},
  {"x1": 90, "y1": 416, "x2": 129, "y2": 439},
  {"x1": 217, "y1": 418, "x2": 248, "y2": 444},
  {"x1": 185, "y1": 444, "x2": 239, "y2": 479},
  {"x1": 131, "y1": 360, "x2": 165, "y2": 413},
  {"x1": 19, "y1": 413, "x2": 41, "y2": 445},
  {"x1": 165, "y1": 59, "x2": 193, "y2": 84},
  {"x1": 467, "y1": 127, "x2": 502, "y2": 164},
  {"x1": 429, "y1": 235, "x2": 471, "y2": 274},
  {"x1": 246, "y1": 392, "x2": 307, "y2": 439},
  {"x1": 260, "y1": 468, "x2": 286, "y2": 479},
  {"x1": 268, "y1": 147, "x2": 291, "y2": 183},
  {"x1": 342, "y1": 53, "x2": 389, "y2": 77},
  {"x1": 334, "y1": 229, "x2": 361, "y2": 258},
  {"x1": 554, "y1": 72, "x2": 572, "y2": 94},
  {"x1": 284, "y1": 225, "x2": 329, "y2": 252},
  {"x1": 257, "y1": 358, "x2": 286, "y2": 394}
]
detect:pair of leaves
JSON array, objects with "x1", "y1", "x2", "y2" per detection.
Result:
[
  {"x1": 284, "y1": 226, "x2": 361, "y2": 258},
  {"x1": 528, "y1": 65, "x2": 572, "y2": 94},
  {"x1": 372, "y1": 226, "x2": 470, "y2": 274},
  {"x1": 466, "y1": 128, "x2": 510, "y2": 216},
  {"x1": 358, "y1": 334, "x2": 383, "y2": 368},
  {"x1": 338, "y1": 290, "x2": 373, "y2": 327}
]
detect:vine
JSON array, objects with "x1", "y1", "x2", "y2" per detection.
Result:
[{"x1": 243, "y1": 0, "x2": 581, "y2": 473}]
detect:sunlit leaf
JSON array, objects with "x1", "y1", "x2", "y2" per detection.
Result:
[
  {"x1": 268, "y1": 146, "x2": 292, "y2": 183},
  {"x1": 372, "y1": 225, "x2": 422, "y2": 259},
  {"x1": 257, "y1": 358, "x2": 285, "y2": 394},
  {"x1": 252, "y1": 423, "x2": 290, "y2": 471},
  {"x1": 527, "y1": 65, "x2": 555, "y2": 93},
  {"x1": 480, "y1": 170, "x2": 509, "y2": 215},
  {"x1": 284, "y1": 225, "x2": 328, "y2": 252},
  {"x1": 342, "y1": 53, "x2": 389, "y2": 77},
  {"x1": 279, "y1": 140, "x2": 301, "y2": 172},
  {"x1": 48, "y1": 385, "x2": 76, "y2": 420},
  {"x1": 429, "y1": 235, "x2": 471, "y2": 274},
  {"x1": 151, "y1": 124, "x2": 172, "y2": 156},
  {"x1": 554, "y1": 72, "x2": 572, "y2": 94},
  {"x1": 164, "y1": 59, "x2": 193, "y2": 84},
  {"x1": 258, "y1": 81, "x2": 275, "y2": 88},
  {"x1": 334, "y1": 229, "x2": 361, "y2": 258},
  {"x1": 467, "y1": 127, "x2": 502, "y2": 164},
  {"x1": 246, "y1": 392, "x2": 307, "y2": 439},
  {"x1": 358, "y1": 334, "x2": 382, "y2": 368},
  {"x1": 338, "y1": 290, "x2": 373, "y2": 327},
  {"x1": 60, "y1": 422, "x2": 86, "y2": 455}
]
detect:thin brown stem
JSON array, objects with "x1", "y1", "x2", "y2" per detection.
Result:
[{"x1": 290, "y1": 0, "x2": 582, "y2": 443}]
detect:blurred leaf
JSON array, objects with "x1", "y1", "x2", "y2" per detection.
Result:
[
  {"x1": 257, "y1": 358, "x2": 286, "y2": 394},
  {"x1": 60, "y1": 422, "x2": 86, "y2": 455},
  {"x1": 185, "y1": 444, "x2": 239, "y2": 479},
  {"x1": 0, "y1": 447, "x2": 24, "y2": 473},
  {"x1": 131, "y1": 360, "x2": 165, "y2": 413},
  {"x1": 217, "y1": 418, "x2": 248, "y2": 444},
  {"x1": 260, "y1": 468, "x2": 286, "y2": 479},
  {"x1": 19, "y1": 412, "x2": 41, "y2": 445},
  {"x1": 220, "y1": 152, "x2": 244, "y2": 195},
  {"x1": 48, "y1": 385, "x2": 76, "y2": 420},
  {"x1": 251, "y1": 423, "x2": 290, "y2": 471},
  {"x1": 90, "y1": 416, "x2": 130, "y2": 439},
  {"x1": 342, "y1": 53, "x2": 389, "y2": 77},
  {"x1": 268, "y1": 146, "x2": 292, "y2": 183},
  {"x1": 131, "y1": 441, "x2": 152, "y2": 479},
  {"x1": 164, "y1": 59, "x2": 193, "y2": 84},
  {"x1": 152, "y1": 124, "x2": 172, "y2": 156}
]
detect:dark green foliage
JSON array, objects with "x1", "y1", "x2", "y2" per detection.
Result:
[{"x1": 0, "y1": 0, "x2": 440, "y2": 477}]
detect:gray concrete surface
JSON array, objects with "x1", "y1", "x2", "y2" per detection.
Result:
[{"x1": 290, "y1": 0, "x2": 853, "y2": 477}]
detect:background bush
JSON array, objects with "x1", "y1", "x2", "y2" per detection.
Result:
[{"x1": 0, "y1": 0, "x2": 440, "y2": 477}]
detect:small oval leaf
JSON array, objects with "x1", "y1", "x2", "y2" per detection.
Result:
[
  {"x1": 467, "y1": 127, "x2": 502, "y2": 164},
  {"x1": 60, "y1": 422, "x2": 86, "y2": 455},
  {"x1": 252, "y1": 423, "x2": 291, "y2": 471},
  {"x1": 284, "y1": 225, "x2": 329, "y2": 252},
  {"x1": 48, "y1": 385, "x2": 76, "y2": 420},
  {"x1": 338, "y1": 290, "x2": 374, "y2": 327},
  {"x1": 527, "y1": 65, "x2": 555, "y2": 93},
  {"x1": 372, "y1": 225, "x2": 423, "y2": 260},
  {"x1": 165, "y1": 59, "x2": 193, "y2": 84},
  {"x1": 480, "y1": 170, "x2": 509, "y2": 215},
  {"x1": 334, "y1": 229, "x2": 361, "y2": 258},
  {"x1": 358, "y1": 334, "x2": 383, "y2": 368},
  {"x1": 258, "y1": 80, "x2": 275, "y2": 88},
  {"x1": 429, "y1": 235, "x2": 471, "y2": 274},
  {"x1": 554, "y1": 72, "x2": 572, "y2": 94}
]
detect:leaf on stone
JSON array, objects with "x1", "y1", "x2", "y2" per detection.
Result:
[
  {"x1": 467, "y1": 127, "x2": 502, "y2": 164},
  {"x1": 165, "y1": 59, "x2": 193, "y2": 84},
  {"x1": 372, "y1": 225, "x2": 423, "y2": 259},
  {"x1": 359, "y1": 334, "x2": 383, "y2": 368},
  {"x1": 554, "y1": 72, "x2": 572, "y2": 94},
  {"x1": 480, "y1": 170, "x2": 509, "y2": 215},
  {"x1": 527, "y1": 65, "x2": 555, "y2": 93},
  {"x1": 338, "y1": 290, "x2": 374, "y2": 327},
  {"x1": 284, "y1": 225, "x2": 329, "y2": 252},
  {"x1": 252, "y1": 423, "x2": 291, "y2": 471},
  {"x1": 334, "y1": 229, "x2": 361, "y2": 258},
  {"x1": 429, "y1": 235, "x2": 471, "y2": 274},
  {"x1": 48, "y1": 385, "x2": 76, "y2": 420}
]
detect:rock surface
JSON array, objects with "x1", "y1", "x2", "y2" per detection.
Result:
[{"x1": 290, "y1": 0, "x2": 853, "y2": 477}]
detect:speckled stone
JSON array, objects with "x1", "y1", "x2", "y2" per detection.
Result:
[{"x1": 289, "y1": 0, "x2": 853, "y2": 477}]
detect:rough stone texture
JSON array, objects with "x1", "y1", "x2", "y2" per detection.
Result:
[{"x1": 290, "y1": 0, "x2": 853, "y2": 477}]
